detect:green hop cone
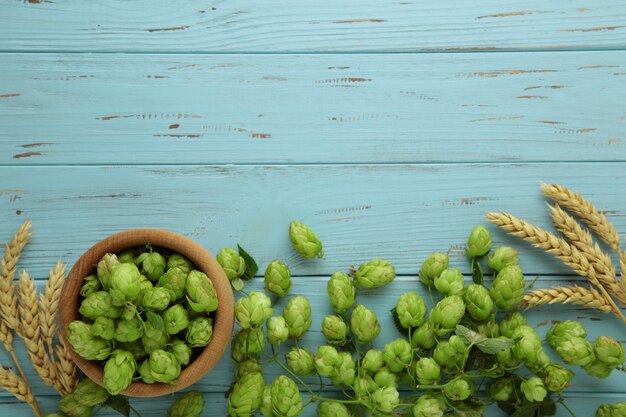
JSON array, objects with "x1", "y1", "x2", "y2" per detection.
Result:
[
  {"x1": 72, "y1": 378, "x2": 110, "y2": 407},
  {"x1": 488, "y1": 378, "x2": 515, "y2": 402},
  {"x1": 59, "y1": 395, "x2": 93, "y2": 417},
  {"x1": 186, "y1": 270, "x2": 218, "y2": 313},
  {"x1": 67, "y1": 320, "x2": 113, "y2": 361},
  {"x1": 434, "y1": 268, "x2": 465, "y2": 297},
  {"x1": 370, "y1": 386, "x2": 399, "y2": 414},
  {"x1": 395, "y1": 291, "x2": 427, "y2": 329},
  {"x1": 382, "y1": 338, "x2": 412, "y2": 373},
  {"x1": 443, "y1": 377, "x2": 474, "y2": 401},
  {"x1": 543, "y1": 363, "x2": 574, "y2": 393},
  {"x1": 511, "y1": 325, "x2": 543, "y2": 365},
  {"x1": 353, "y1": 375, "x2": 378, "y2": 400},
  {"x1": 428, "y1": 295, "x2": 466, "y2": 337},
  {"x1": 140, "y1": 252, "x2": 167, "y2": 282},
  {"x1": 546, "y1": 320, "x2": 587, "y2": 348},
  {"x1": 114, "y1": 317, "x2": 144, "y2": 343},
  {"x1": 158, "y1": 267, "x2": 188, "y2": 302},
  {"x1": 583, "y1": 360, "x2": 613, "y2": 379},
  {"x1": 419, "y1": 252, "x2": 449, "y2": 287},
  {"x1": 327, "y1": 272, "x2": 356, "y2": 315},
  {"x1": 475, "y1": 318, "x2": 499, "y2": 338},
  {"x1": 412, "y1": 392, "x2": 447, "y2": 417},
  {"x1": 487, "y1": 246, "x2": 518, "y2": 272},
  {"x1": 361, "y1": 349, "x2": 385, "y2": 374},
  {"x1": 103, "y1": 349, "x2": 136, "y2": 395},
  {"x1": 116, "y1": 340, "x2": 146, "y2": 361},
  {"x1": 414, "y1": 357, "x2": 441, "y2": 385},
  {"x1": 596, "y1": 404, "x2": 615, "y2": 417},
  {"x1": 259, "y1": 385, "x2": 274, "y2": 417},
  {"x1": 217, "y1": 248, "x2": 246, "y2": 281},
  {"x1": 594, "y1": 336, "x2": 625, "y2": 368},
  {"x1": 136, "y1": 276, "x2": 153, "y2": 306},
  {"x1": 317, "y1": 401, "x2": 351, "y2": 417},
  {"x1": 80, "y1": 275, "x2": 101, "y2": 298},
  {"x1": 520, "y1": 377, "x2": 547, "y2": 402},
  {"x1": 373, "y1": 367, "x2": 398, "y2": 389},
  {"x1": 289, "y1": 220, "x2": 323, "y2": 259},
  {"x1": 489, "y1": 265, "x2": 525, "y2": 310},
  {"x1": 138, "y1": 359, "x2": 156, "y2": 384},
  {"x1": 354, "y1": 258, "x2": 396, "y2": 289},
  {"x1": 167, "y1": 391, "x2": 205, "y2": 417},
  {"x1": 236, "y1": 291, "x2": 274, "y2": 329},
  {"x1": 321, "y1": 315, "x2": 348, "y2": 346},
  {"x1": 237, "y1": 357, "x2": 263, "y2": 380},
  {"x1": 266, "y1": 316, "x2": 289, "y2": 345},
  {"x1": 162, "y1": 304, "x2": 190, "y2": 335},
  {"x1": 527, "y1": 350, "x2": 551, "y2": 374},
  {"x1": 149, "y1": 349, "x2": 181, "y2": 383},
  {"x1": 79, "y1": 291, "x2": 122, "y2": 320},
  {"x1": 464, "y1": 284, "x2": 494, "y2": 322},
  {"x1": 228, "y1": 372, "x2": 265, "y2": 417},
  {"x1": 43, "y1": 413, "x2": 69, "y2": 417},
  {"x1": 186, "y1": 317, "x2": 213, "y2": 347},
  {"x1": 117, "y1": 249, "x2": 136, "y2": 264},
  {"x1": 264, "y1": 261, "x2": 292, "y2": 297},
  {"x1": 90, "y1": 317, "x2": 115, "y2": 341},
  {"x1": 331, "y1": 352, "x2": 357, "y2": 387},
  {"x1": 121, "y1": 303, "x2": 138, "y2": 321},
  {"x1": 234, "y1": 328, "x2": 266, "y2": 355},
  {"x1": 315, "y1": 346, "x2": 341, "y2": 376},
  {"x1": 142, "y1": 321, "x2": 169, "y2": 354},
  {"x1": 270, "y1": 375, "x2": 303, "y2": 417},
  {"x1": 283, "y1": 296, "x2": 312, "y2": 340},
  {"x1": 433, "y1": 335, "x2": 467, "y2": 375},
  {"x1": 556, "y1": 337, "x2": 596, "y2": 367},
  {"x1": 496, "y1": 346, "x2": 521, "y2": 369},
  {"x1": 167, "y1": 253, "x2": 194, "y2": 275},
  {"x1": 499, "y1": 311, "x2": 527, "y2": 338},
  {"x1": 350, "y1": 304, "x2": 381, "y2": 343},
  {"x1": 109, "y1": 263, "x2": 142, "y2": 306},
  {"x1": 97, "y1": 253, "x2": 120, "y2": 289},
  {"x1": 466, "y1": 225, "x2": 492, "y2": 259},
  {"x1": 168, "y1": 338, "x2": 192, "y2": 366},
  {"x1": 412, "y1": 323, "x2": 437, "y2": 350},
  {"x1": 141, "y1": 286, "x2": 171, "y2": 311}
]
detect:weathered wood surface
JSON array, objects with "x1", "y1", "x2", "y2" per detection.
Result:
[
  {"x1": 1, "y1": 52, "x2": 625, "y2": 165},
  {"x1": 1, "y1": 0, "x2": 626, "y2": 52}
]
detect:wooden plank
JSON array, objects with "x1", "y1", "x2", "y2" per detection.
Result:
[
  {"x1": 1, "y1": 163, "x2": 625, "y2": 279},
  {"x1": 1, "y1": 52, "x2": 625, "y2": 165},
  {"x1": 1, "y1": 0, "x2": 626, "y2": 52},
  {"x1": 1, "y1": 278, "x2": 623, "y2": 397}
]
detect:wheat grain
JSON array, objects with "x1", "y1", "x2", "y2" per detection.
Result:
[
  {"x1": 541, "y1": 183, "x2": 621, "y2": 252},
  {"x1": 17, "y1": 271, "x2": 59, "y2": 391},
  {"x1": 0, "y1": 221, "x2": 32, "y2": 334},
  {"x1": 522, "y1": 285, "x2": 613, "y2": 313},
  {"x1": 0, "y1": 364, "x2": 41, "y2": 417},
  {"x1": 54, "y1": 341, "x2": 77, "y2": 395},
  {"x1": 549, "y1": 204, "x2": 626, "y2": 304},
  {"x1": 39, "y1": 261, "x2": 65, "y2": 351}
]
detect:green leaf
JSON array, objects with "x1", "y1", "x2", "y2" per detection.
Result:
[
  {"x1": 455, "y1": 324, "x2": 485, "y2": 346},
  {"x1": 103, "y1": 395, "x2": 130, "y2": 417},
  {"x1": 231, "y1": 278, "x2": 244, "y2": 291},
  {"x1": 390, "y1": 307, "x2": 411, "y2": 338},
  {"x1": 237, "y1": 244, "x2": 258, "y2": 281},
  {"x1": 347, "y1": 404, "x2": 366, "y2": 417},
  {"x1": 471, "y1": 258, "x2": 483, "y2": 285},
  {"x1": 450, "y1": 398, "x2": 486, "y2": 417},
  {"x1": 146, "y1": 311, "x2": 164, "y2": 330},
  {"x1": 475, "y1": 337, "x2": 515, "y2": 355}
]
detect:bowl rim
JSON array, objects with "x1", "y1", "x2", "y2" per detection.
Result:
[{"x1": 59, "y1": 228, "x2": 234, "y2": 397}]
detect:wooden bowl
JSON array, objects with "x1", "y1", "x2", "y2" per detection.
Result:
[{"x1": 59, "y1": 229, "x2": 234, "y2": 397}]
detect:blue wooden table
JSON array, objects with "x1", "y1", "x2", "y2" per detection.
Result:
[{"x1": 1, "y1": 1, "x2": 625, "y2": 415}]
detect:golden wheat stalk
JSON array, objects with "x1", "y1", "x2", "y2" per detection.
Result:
[
  {"x1": 39, "y1": 262, "x2": 65, "y2": 352},
  {"x1": 486, "y1": 212, "x2": 626, "y2": 324},
  {"x1": 17, "y1": 271, "x2": 60, "y2": 393},
  {"x1": 523, "y1": 285, "x2": 613, "y2": 313},
  {"x1": 0, "y1": 364, "x2": 41, "y2": 417},
  {"x1": 541, "y1": 183, "x2": 621, "y2": 252},
  {"x1": 0, "y1": 221, "x2": 32, "y2": 335},
  {"x1": 54, "y1": 341, "x2": 77, "y2": 395},
  {"x1": 549, "y1": 204, "x2": 626, "y2": 304}
]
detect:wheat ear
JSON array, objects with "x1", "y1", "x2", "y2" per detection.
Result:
[
  {"x1": 54, "y1": 341, "x2": 77, "y2": 395},
  {"x1": 549, "y1": 203, "x2": 626, "y2": 304},
  {"x1": 17, "y1": 271, "x2": 60, "y2": 392},
  {"x1": 486, "y1": 212, "x2": 626, "y2": 324},
  {"x1": 0, "y1": 364, "x2": 41, "y2": 416},
  {"x1": 523, "y1": 286, "x2": 612, "y2": 313},
  {"x1": 0, "y1": 221, "x2": 32, "y2": 335},
  {"x1": 541, "y1": 183, "x2": 620, "y2": 252},
  {"x1": 39, "y1": 262, "x2": 65, "y2": 352}
]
